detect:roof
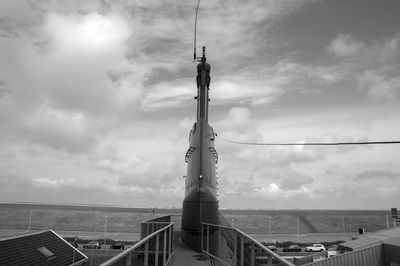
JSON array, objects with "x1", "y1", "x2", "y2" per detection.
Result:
[
  {"x1": 382, "y1": 235, "x2": 400, "y2": 246},
  {"x1": 0, "y1": 229, "x2": 87, "y2": 266},
  {"x1": 339, "y1": 227, "x2": 400, "y2": 251}
]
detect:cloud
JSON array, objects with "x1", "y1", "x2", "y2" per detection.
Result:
[
  {"x1": 1, "y1": 10, "x2": 145, "y2": 116},
  {"x1": 270, "y1": 60, "x2": 344, "y2": 85},
  {"x1": 355, "y1": 170, "x2": 399, "y2": 180},
  {"x1": 32, "y1": 177, "x2": 74, "y2": 188},
  {"x1": 0, "y1": 0, "x2": 399, "y2": 209},
  {"x1": 275, "y1": 170, "x2": 314, "y2": 191},
  {"x1": 140, "y1": 79, "x2": 194, "y2": 110},
  {"x1": 326, "y1": 33, "x2": 366, "y2": 57},
  {"x1": 326, "y1": 33, "x2": 400, "y2": 70},
  {"x1": 212, "y1": 78, "x2": 282, "y2": 106},
  {"x1": 140, "y1": 72, "x2": 284, "y2": 110},
  {"x1": 0, "y1": 172, "x2": 32, "y2": 187},
  {"x1": 139, "y1": 58, "x2": 347, "y2": 110},
  {"x1": 219, "y1": 169, "x2": 314, "y2": 201},
  {"x1": 358, "y1": 70, "x2": 400, "y2": 102}
]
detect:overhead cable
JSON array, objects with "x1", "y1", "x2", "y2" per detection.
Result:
[{"x1": 216, "y1": 134, "x2": 400, "y2": 146}]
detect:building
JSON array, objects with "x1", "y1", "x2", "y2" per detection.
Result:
[
  {"x1": 0, "y1": 229, "x2": 88, "y2": 266},
  {"x1": 339, "y1": 227, "x2": 400, "y2": 252},
  {"x1": 302, "y1": 227, "x2": 400, "y2": 266}
]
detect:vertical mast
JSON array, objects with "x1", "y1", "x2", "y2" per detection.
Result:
[
  {"x1": 196, "y1": 46, "x2": 211, "y2": 182},
  {"x1": 196, "y1": 46, "x2": 210, "y2": 121}
]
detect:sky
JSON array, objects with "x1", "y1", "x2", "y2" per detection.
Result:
[{"x1": 1, "y1": 0, "x2": 399, "y2": 210}]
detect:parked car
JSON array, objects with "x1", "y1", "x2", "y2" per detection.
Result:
[
  {"x1": 267, "y1": 245, "x2": 277, "y2": 252},
  {"x1": 83, "y1": 241, "x2": 101, "y2": 249},
  {"x1": 305, "y1": 244, "x2": 326, "y2": 252},
  {"x1": 283, "y1": 245, "x2": 301, "y2": 252},
  {"x1": 110, "y1": 242, "x2": 125, "y2": 250}
]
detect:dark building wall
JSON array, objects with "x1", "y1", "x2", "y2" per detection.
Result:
[{"x1": 384, "y1": 244, "x2": 400, "y2": 265}]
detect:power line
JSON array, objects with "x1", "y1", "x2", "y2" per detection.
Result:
[{"x1": 216, "y1": 134, "x2": 400, "y2": 146}]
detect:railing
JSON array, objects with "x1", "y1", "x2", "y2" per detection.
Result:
[
  {"x1": 201, "y1": 222, "x2": 295, "y2": 266},
  {"x1": 100, "y1": 216, "x2": 174, "y2": 266},
  {"x1": 185, "y1": 146, "x2": 195, "y2": 162},
  {"x1": 140, "y1": 216, "x2": 172, "y2": 239},
  {"x1": 209, "y1": 147, "x2": 218, "y2": 164}
]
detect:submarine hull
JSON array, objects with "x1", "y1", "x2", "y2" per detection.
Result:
[
  {"x1": 181, "y1": 54, "x2": 219, "y2": 252},
  {"x1": 181, "y1": 193, "x2": 219, "y2": 251}
]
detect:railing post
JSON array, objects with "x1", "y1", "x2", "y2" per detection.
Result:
[
  {"x1": 233, "y1": 230, "x2": 237, "y2": 266},
  {"x1": 163, "y1": 228, "x2": 167, "y2": 265},
  {"x1": 250, "y1": 243, "x2": 255, "y2": 266},
  {"x1": 201, "y1": 223, "x2": 204, "y2": 251},
  {"x1": 218, "y1": 227, "x2": 221, "y2": 255},
  {"x1": 155, "y1": 233, "x2": 159, "y2": 266},
  {"x1": 144, "y1": 241, "x2": 149, "y2": 266},
  {"x1": 125, "y1": 253, "x2": 132, "y2": 266},
  {"x1": 146, "y1": 223, "x2": 149, "y2": 236},
  {"x1": 268, "y1": 254, "x2": 272, "y2": 266},
  {"x1": 168, "y1": 225, "x2": 172, "y2": 257},
  {"x1": 206, "y1": 224, "x2": 210, "y2": 253},
  {"x1": 240, "y1": 237, "x2": 244, "y2": 266}
]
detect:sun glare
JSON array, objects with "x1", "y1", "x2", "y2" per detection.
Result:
[{"x1": 45, "y1": 12, "x2": 130, "y2": 53}]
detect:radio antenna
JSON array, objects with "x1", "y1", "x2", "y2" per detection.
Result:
[{"x1": 193, "y1": 0, "x2": 201, "y2": 61}]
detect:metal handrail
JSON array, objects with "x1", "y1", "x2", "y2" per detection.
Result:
[
  {"x1": 100, "y1": 222, "x2": 174, "y2": 266},
  {"x1": 209, "y1": 147, "x2": 218, "y2": 164},
  {"x1": 201, "y1": 222, "x2": 296, "y2": 266},
  {"x1": 185, "y1": 146, "x2": 196, "y2": 162}
]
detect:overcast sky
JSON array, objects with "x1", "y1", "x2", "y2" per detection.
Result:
[{"x1": 1, "y1": 0, "x2": 399, "y2": 210}]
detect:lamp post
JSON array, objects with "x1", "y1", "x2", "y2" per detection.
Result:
[
  {"x1": 342, "y1": 216, "x2": 345, "y2": 232},
  {"x1": 386, "y1": 215, "x2": 390, "y2": 229},
  {"x1": 103, "y1": 216, "x2": 108, "y2": 248},
  {"x1": 349, "y1": 218, "x2": 353, "y2": 232},
  {"x1": 269, "y1": 216, "x2": 272, "y2": 236},
  {"x1": 28, "y1": 210, "x2": 32, "y2": 231},
  {"x1": 94, "y1": 223, "x2": 99, "y2": 241}
]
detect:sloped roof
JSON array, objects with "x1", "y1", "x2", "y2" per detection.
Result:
[
  {"x1": 382, "y1": 235, "x2": 400, "y2": 246},
  {"x1": 339, "y1": 227, "x2": 400, "y2": 251},
  {"x1": 0, "y1": 229, "x2": 87, "y2": 266}
]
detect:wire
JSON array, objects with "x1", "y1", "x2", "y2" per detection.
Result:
[{"x1": 216, "y1": 134, "x2": 400, "y2": 146}]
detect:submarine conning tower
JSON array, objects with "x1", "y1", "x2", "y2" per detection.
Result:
[{"x1": 181, "y1": 47, "x2": 219, "y2": 252}]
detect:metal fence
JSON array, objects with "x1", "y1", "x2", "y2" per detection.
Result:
[
  {"x1": 201, "y1": 222, "x2": 296, "y2": 266},
  {"x1": 100, "y1": 216, "x2": 174, "y2": 266}
]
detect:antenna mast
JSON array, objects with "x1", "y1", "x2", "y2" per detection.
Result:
[{"x1": 194, "y1": 0, "x2": 202, "y2": 62}]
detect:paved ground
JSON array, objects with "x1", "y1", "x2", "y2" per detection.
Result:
[{"x1": 249, "y1": 232, "x2": 355, "y2": 243}]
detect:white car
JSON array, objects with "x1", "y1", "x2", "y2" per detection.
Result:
[{"x1": 305, "y1": 244, "x2": 325, "y2": 252}]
